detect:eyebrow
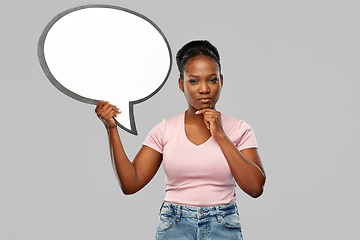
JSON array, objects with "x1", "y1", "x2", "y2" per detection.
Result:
[{"x1": 188, "y1": 74, "x2": 218, "y2": 78}]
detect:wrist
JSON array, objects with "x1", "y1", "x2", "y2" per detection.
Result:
[
  {"x1": 106, "y1": 125, "x2": 118, "y2": 134},
  {"x1": 213, "y1": 131, "x2": 226, "y2": 141}
]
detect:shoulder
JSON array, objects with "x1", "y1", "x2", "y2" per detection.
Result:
[
  {"x1": 221, "y1": 113, "x2": 258, "y2": 150},
  {"x1": 147, "y1": 112, "x2": 184, "y2": 137},
  {"x1": 143, "y1": 112, "x2": 183, "y2": 153},
  {"x1": 221, "y1": 113, "x2": 252, "y2": 133},
  {"x1": 163, "y1": 112, "x2": 184, "y2": 127},
  {"x1": 152, "y1": 112, "x2": 183, "y2": 130}
]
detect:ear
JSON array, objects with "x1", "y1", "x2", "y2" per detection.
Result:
[
  {"x1": 178, "y1": 77, "x2": 184, "y2": 92},
  {"x1": 220, "y1": 74, "x2": 224, "y2": 87}
]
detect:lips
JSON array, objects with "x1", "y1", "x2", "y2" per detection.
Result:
[{"x1": 198, "y1": 98, "x2": 211, "y2": 103}]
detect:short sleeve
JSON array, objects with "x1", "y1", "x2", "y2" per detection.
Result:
[
  {"x1": 235, "y1": 121, "x2": 258, "y2": 151},
  {"x1": 143, "y1": 119, "x2": 166, "y2": 154}
]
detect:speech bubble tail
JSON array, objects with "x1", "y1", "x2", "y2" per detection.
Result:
[{"x1": 113, "y1": 102, "x2": 138, "y2": 135}]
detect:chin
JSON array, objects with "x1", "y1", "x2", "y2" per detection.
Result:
[{"x1": 198, "y1": 106, "x2": 214, "y2": 110}]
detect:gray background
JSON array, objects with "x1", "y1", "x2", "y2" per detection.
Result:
[{"x1": 1, "y1": 0, "x2": 359, "y2": 239}]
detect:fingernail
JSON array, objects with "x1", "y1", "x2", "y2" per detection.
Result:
[{"x1": 195, "y1": 111, "x2": 199, "y2": 114}]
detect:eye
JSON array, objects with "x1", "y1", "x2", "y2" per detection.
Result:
[
  {"x1": 189, "y1": 79, "x2": 198, "y2": 84},
  {"x1": 209, "y1": 78, "x2": 218, "y2": 83}
]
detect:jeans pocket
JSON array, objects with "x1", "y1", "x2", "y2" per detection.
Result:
[
  {"x1": 221, "y1": 212, "x2": 242, "y2": 230},
  {"x1": 157, "y1": 212, "x2": 175, "y2": 232}
]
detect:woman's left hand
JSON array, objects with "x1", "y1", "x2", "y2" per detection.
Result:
[{"x1": 196, "y1": 109, "x2": 225, "y2": 138}]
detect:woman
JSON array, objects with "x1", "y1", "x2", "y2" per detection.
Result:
[{"x1": 95, "y1": 40, "x2": 266, "y2": 239}]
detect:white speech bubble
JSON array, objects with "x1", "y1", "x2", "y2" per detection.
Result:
[{"x1": 38, "y1": 5, "x2": 172, "y2": 135}]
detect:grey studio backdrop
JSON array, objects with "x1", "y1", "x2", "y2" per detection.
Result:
[{"x1": 1, "y1": 0, "x2": 359, "y2": 239}]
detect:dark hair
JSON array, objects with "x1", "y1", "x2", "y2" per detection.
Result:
[{"x1": 176, "y1": 40, "x2": 221, "y2": 79}]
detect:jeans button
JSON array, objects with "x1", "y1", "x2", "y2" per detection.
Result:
[{"x1": 199, "y1": 209, "x2": 204, "y2": 214}]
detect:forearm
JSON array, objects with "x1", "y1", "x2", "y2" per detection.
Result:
[
  {"x1": 215, "y1": 134, "x2": 266, "y2": 198},
  {"x1": 107, "y1": 127, "x2": 138, "y2": 194}
]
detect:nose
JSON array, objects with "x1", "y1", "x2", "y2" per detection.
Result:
[{"x1": 199, "y1": 81, "x2": 210, "y2": 94}]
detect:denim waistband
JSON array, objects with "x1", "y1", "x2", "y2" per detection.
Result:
[{"x1": 160, "y1": 201, "x2": 238, "y2": 220}]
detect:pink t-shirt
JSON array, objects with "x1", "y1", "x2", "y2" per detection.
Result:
[{"x1": 143, "y1": 112, "x2": 258, "y2": 207}]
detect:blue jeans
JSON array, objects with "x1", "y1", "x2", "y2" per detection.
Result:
[{"x1": 155, "y1": 201, "x2": 243, "y2": 240}]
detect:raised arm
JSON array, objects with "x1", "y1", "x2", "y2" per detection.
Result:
[
  {"x1": 196, "y1": 109, "x2": 266, "y2": 198},
  {"x1": 95, "y1": 101, "x2": 162, "y2": 195}
]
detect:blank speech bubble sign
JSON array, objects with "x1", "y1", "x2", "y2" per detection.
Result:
[{"x1": 38, "y1": 5, "x2": 172, "y2": 135}]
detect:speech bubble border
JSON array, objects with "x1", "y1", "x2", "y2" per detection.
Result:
[{"x1": 37, "y1": 4, "x2": 172, "y2": 135}]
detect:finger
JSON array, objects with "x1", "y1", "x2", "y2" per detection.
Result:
[
  {"x1": 204, "y1": 114, "x2": 222, "y2": 130},
  {"x1": 97, "y1": 100, "x2": 109, "y2": 109},
  {"x1": 202, "y1": 113, "x2": 219, "y2": 123},
  {"x1": 196, "y1": 108, "x2": 219, "y2": 115},
  {"x1": 204, "y1": 118, "x2": 214, "y2": 129},
  {"x1": 111, "y1": 105, "x2": 121, "y2": 114},
  {"x1": 203, "y1": 114, "x2": 219, "y2": 121},
  {"x1": 112, "y1": 110, "x2": 119, "y2": 119},
  {"x1": 202, "y1": 116, "x2": 212, "y2": 129},
  {"x1": 109, "y1": 107, "x2": 121, "y2": 119},
  {"x1": 102, "y1": 105, "x2": 117, "y2": 118},
  {"x1": 195, "y1": 108, "x2": 210, "y2": 115},
  {"x1": 110, "y1": 104, "x2": 121, "y2": 113},
  {"x1": 95, "y1": 100, "x2": 109, "y2": 112},
  {"x1": 101, "y1": 102, "x2": 119, "y2": 114},
  {"x1": 98, "y1": 106, "x2": 121, "y2": 124},
  {"x1": 198, "y1": 112, "x2": 216, "y2": 126},
  {"x1": 97, "y1": 105, "x2": 111, "y2": 119},
  {"x1": 100, "y1": 112, "x2": 117, "y2": 127},
  {"x1": 102, "y1": 102, "x2": 120, "y2": 112},
  {"x1": 96, "y1": 102, "x2": 111, "y2": 118}
]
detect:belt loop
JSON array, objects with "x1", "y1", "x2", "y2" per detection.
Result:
[
  {"x1": 159, "y1": 201, "x2": 164, "y2": 214},
  {"x1": 216, "y1": 205, "x2": 221, "y2": 223},
  {"x1": 176, "y1": 205, "x2": 181, "y2": 222}
]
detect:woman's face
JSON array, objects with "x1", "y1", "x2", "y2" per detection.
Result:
[{"x1": 179, "y1": 55, "x2": 223, "y2": 112}]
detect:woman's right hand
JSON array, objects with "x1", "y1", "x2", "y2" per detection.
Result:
[{"x1": 95, "y1": 100, "x2": 121, "y2": 129}]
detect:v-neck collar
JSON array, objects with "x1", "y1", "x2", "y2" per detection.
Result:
[{"x1": 182, "y1": 111, "x2": 213, "y2": 147}]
